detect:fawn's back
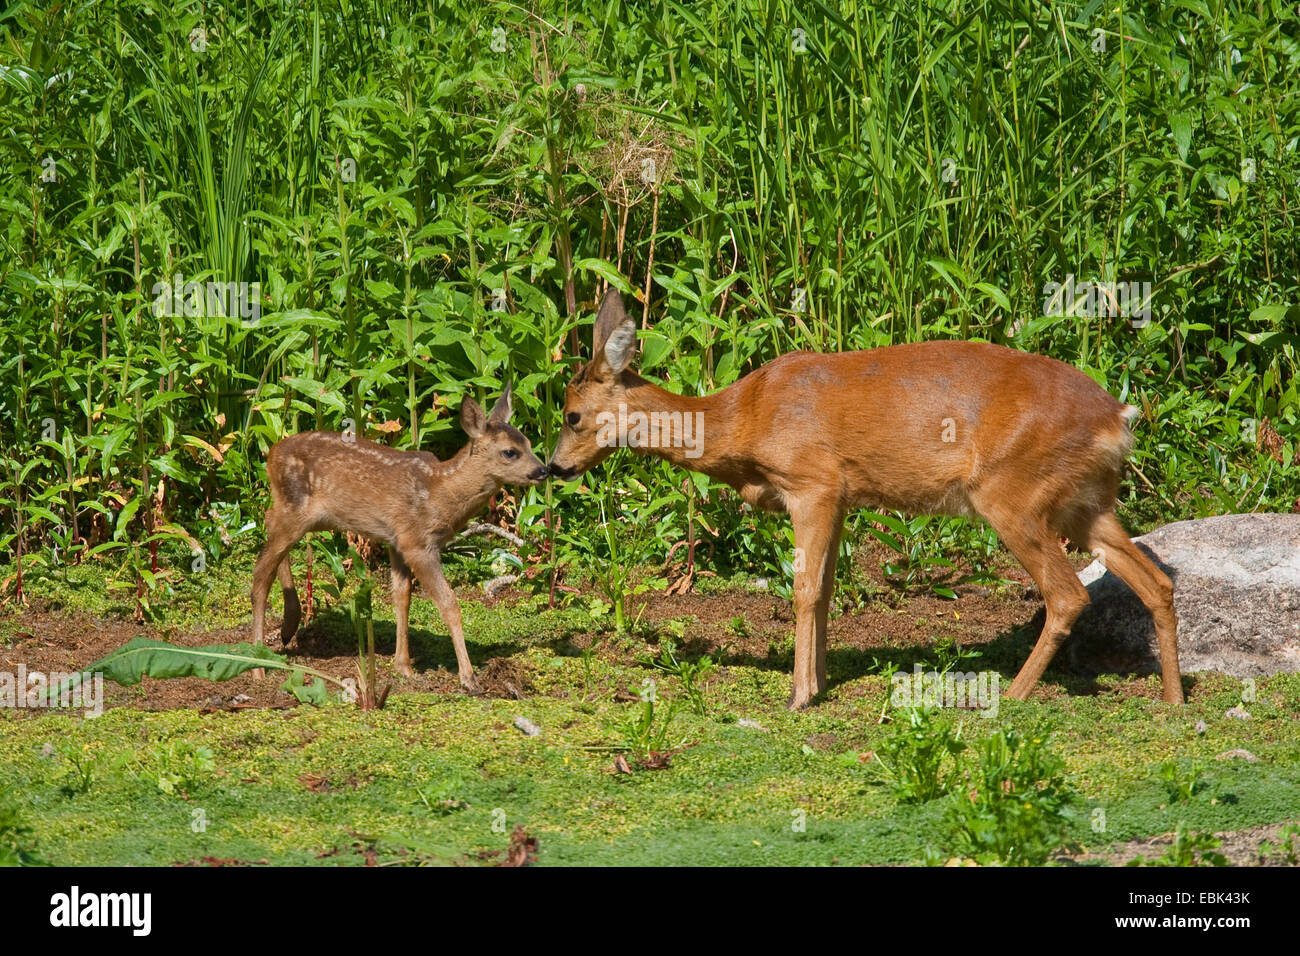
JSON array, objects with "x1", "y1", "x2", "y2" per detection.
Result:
[{"x1": 267, "y1": 432, "x2": 454, "y2": 544}]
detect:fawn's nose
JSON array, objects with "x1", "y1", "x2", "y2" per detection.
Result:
[{"x1": 529, "y1": 465, "x2": 550, "y2": 482}]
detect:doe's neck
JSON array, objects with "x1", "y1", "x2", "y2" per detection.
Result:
[{"x1": 617, "y1": 373, "x2": 745, "y2": 475}]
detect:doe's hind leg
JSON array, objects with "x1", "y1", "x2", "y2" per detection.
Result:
[{"x1": 1085, "y1": 511, "x2": 1183, "y2": 704}]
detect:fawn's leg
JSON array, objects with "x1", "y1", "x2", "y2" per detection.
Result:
[
  {"x1": 251, "y1": 507, "x2": 301, "y2": 678},
  {"x1": 389, "y1": 548, "x2": 414, "y2": 677},
  {"x1": 405, "y1": 548, "x2": 482, "y2": 695},
  {"x1": 1086, "y1": 511, "x2": 1183, "y2": 703},
  {"x1": 278, "y1": 557, "x2": 301, "y2": 646},
  {"x1": 787, "y1": 497, "x2": 845, "y2": 710}
]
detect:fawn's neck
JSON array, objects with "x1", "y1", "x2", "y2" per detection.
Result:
[{"x1": 431, "y1": 444, "x2": 497, "y2": 525}]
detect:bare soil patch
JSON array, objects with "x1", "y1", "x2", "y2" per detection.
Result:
[
  {"x1": 1063, "y1": 821, "x2": 1300, "y2": 866},
  {"x1": 0, "y1": 543, "x2": 1101, "y2": 714}
]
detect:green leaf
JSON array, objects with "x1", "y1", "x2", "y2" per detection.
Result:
[
  {"x1": 1246, "y1": 305, "x2": 1295, "y2": 324},
  {"x1": 1170, "y1": 112, "x2": 1193, "y2": 162},
  {"x1": 281, "y1": 670, "x2": 330, "y2": 705},
  {"x1": 44, "y1": 638, "x2": 344, "y2": 706},
  {"x1": 573, "y1": 258, "x2": 636, "y2": 293}
]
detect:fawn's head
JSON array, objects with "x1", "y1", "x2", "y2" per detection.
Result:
[
  {"x1": 461, "y1": 384, "x2": 549, "y2": 486},
  {"x1": 549, "y1": 288, "x2": 638, "y2": 480}
]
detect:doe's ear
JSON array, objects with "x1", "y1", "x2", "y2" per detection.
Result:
[
  {"x1": 488, "y1": 381, "x2": 513, "y2": 425},
  {"x1": 603, "y1": 320, "x2": 637, "y2": 374},
  {"x1": 592, "y1": 287, "x2": 628, "y2": 355},
  {"x1": 461, "y1": 396, "x2": 487, "y2": 439},
  {"x1": 590, "y1": 287, "x2": 637, "y2": 377}
]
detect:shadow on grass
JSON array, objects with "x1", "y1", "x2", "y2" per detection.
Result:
[{"x1": 662, "y1": 606, "x2": 1198, "y2": 705}]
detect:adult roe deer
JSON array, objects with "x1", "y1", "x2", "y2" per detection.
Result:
[
  {"x1": 251, "y1": 385, "x2": 548, "y2": 692},
  {"x1": 548, "y1": 289, "x2": 1182, "y2": 709}
]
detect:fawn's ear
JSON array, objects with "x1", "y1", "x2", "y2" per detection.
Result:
[
  {"x1": 590, "y1": 288, "x2": 637, "y2": 377},
  {"x1": 488, "y1": 382, "x2": 513, "y2": 425},
  {"x1": 461, "y1": 396, "x2": 488, "y2": 439}
]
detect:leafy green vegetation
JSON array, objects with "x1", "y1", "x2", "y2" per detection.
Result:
[
  {"x1": 1, "y1": 0, "x2": 1296, "y2": 609},
  {"x1": 868, "y1": 706, "x2": 967, "y2": 804},
  {"x1": 645, "y1": 638, "x2": 715, "y2": 717},
  {"x1": 1260, "y1": 824, "x2": 1300, "y2": 865},
  {"x1": 2, "y1": 0, "x2": 1298, "y2": 868},
  {"x1": 1157, "y1": 757, "x2": 1208, "y2": 803},
  {"x1": 48, "y1": 636, "x2": 347, "y2": 704},
  {"x1": 0, "y1": 800, "x2": 44, "y2": 866},
  {"x1": 939, "y1": 728, "x2": 1079, "y2": 866},
  {"x1": 1127, "y1": 824, "x2": 1229, "y2": 867}
]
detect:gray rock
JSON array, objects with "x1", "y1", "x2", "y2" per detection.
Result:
[
  {"x1": 1215, "y1": 749, "x2": 1259, "y2": 761},
  {"x1": 1065, "y1": 514, "x2": 1300, "y2": 679}
]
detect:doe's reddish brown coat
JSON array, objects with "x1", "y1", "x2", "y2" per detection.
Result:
[{"x1": 549, "y1": 289, "x2": 1182, "y2": 708}]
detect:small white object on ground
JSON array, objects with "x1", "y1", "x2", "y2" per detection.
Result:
[{"x1": 513, "y1": 716, "x2": 541, "y2": 736}]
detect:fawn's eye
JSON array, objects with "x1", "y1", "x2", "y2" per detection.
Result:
[
  {"x1": 501, "y1": 448, "x2": 519, "y2": 460},
  {"x1": 566, "y1": 412, "x2": 581, "y2": 427}
]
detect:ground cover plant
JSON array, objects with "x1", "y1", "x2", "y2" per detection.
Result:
[{"x1": 1, "y1": 0, "x2": 1298, "y2": 866}]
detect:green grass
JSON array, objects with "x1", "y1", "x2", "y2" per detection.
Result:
[{"x1": 4, "y1": 585, "x2": 1299, "y2": 866}]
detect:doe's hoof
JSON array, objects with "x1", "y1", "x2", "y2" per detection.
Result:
[{"x1": 786, "y1": 691, "x2": 814, "y2": 711}]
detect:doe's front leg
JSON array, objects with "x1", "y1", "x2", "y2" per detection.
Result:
[{"x1": 787, "y1": 497, "x2": 844, "y2": 710}]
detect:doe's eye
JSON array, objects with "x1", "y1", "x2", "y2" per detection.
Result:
[
  {"x1": 501, "y1": 448, "x2": 519, "y2": 460},
  {"x1": 566, "y1": 412, "x2": 581, "y2": 427}
]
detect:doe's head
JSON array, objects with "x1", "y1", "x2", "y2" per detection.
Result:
[
  {"x1": 548, "y1": 288, "x2": 638, "y2": 480},
  {"x1": 461, "y1": 383, "x2": 549, "y2": 486}
]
